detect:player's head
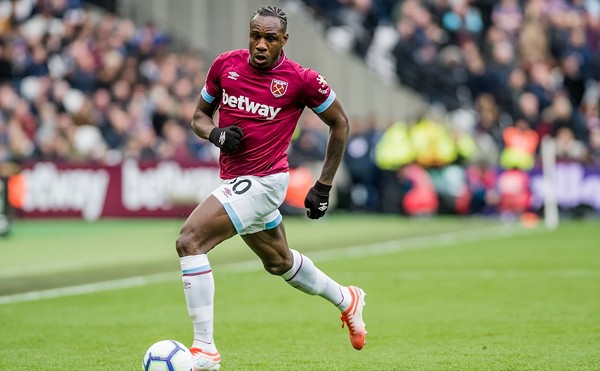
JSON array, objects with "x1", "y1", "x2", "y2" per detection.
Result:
[{"x1": 248, "y1": 6, "x2": 288, "y2": 70}]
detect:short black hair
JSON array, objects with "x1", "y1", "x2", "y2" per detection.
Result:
[{"x1": 252, "y1": 6, "x2": 287, "y2": 32}]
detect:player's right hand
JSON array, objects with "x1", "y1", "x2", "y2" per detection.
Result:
[{"x1": 208, "y1": 125, "x2": 244, "y2": 152}]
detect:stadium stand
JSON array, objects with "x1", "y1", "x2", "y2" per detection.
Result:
[
  {"x1": 1, "y1": 0, "x2": 599, "y2": 219},
  {"x1": 0, "y1": 0, "x2": 215, "y2": 166},
  {"x1": 297, "y1": 0, "x2": 600, "y2": 216},
  {"x1": 299, "y1": 0, "x2": 600, "y2": 148}
]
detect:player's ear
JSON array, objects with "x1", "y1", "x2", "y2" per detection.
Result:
[{"x1": 282, "y1": 33, "x2": 289, "y2": 45}]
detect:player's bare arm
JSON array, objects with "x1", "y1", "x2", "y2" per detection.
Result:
[
  {"x1": 190, "y1": 95, "x2": 219, "y2": 140},
  {"x1": 316, "y1": 98, "x2": 350, "y2": 185}
]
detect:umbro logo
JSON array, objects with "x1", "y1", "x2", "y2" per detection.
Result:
[
  {"x1": 228, "y1": 71, "x2": 239, "y2": 80},
  {"x1": 318, "y1": 203, "x2": 328, "y2": 211}
]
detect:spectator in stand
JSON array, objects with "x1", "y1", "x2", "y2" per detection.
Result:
[
  {"x1": 543, "y1": 92, "x2": 588, "y2": 142},
  {"x1": 581, "y1": 96, "x2": 600, "y2": 136},
  {"x1": 586, "y1": 2, "x2": 600, "y2": 81},
  {"x1": 473, "y1": 93, "x2": 502, "y2": 154},
  {"x1": 158, "y1": 119, "x2": 193, "y2": 162},
  {"x1": 434, "y1": 45, "x2": 469, "y2": 110},
  {"x1": 72, "y1": 124, "x2": 107, "y2": 163},
  {"x1": 440, "y1": 0, "x2": 483, "y2": 46},
  {"x1": 409, "y1": 110, "x2": 474, "y2": 214},
  {"x1": 546, "y1": 1, "x2": 584, "y2": 60},
  {"x1": 560, "y1": 49, "x2": 588, "y2": 110},
  {"x1": 517, "y1": 92, "x2": 545, "y2": 136},
  {"x1": 392, "y1": 16, "x2": 421, "y2": 91},
  {"x1": 491, "y1": 0, "x2": 523, "y2": 41},
  {"x1": 343, "y1": 114, "x2": 381, "y2": 211},
  {"x1": 500, "y1": 116, "x2": 539, "y2": 171},
  {"x1": 465, "y1": 158, "x2": 499, "y2": 215},
  {"x1": 0, "y1": 39, "x2": 12, "y2": 82},
  {"x1": 374, "y1": 119, "x2": 416, "y2": 214},
  {"x1": 526, "y1": 61, "x2": 556, "y2": 112},
  {"x1": 288, "y1": 110, "x2": 329, "y2": 169},
  {"x1": 124, "y1": 125, "x2": 158, "y2": 162},
  {"x1": 517, "y1": 0, "x2": 551, "y2": 67},
  {"x1": 588, "y1": 125, "x2": 600, "y2": 165},
  {"x1": 506, "y1": 67, "x2": 528, "y2": 115},
  {"x1": 103, "y1": 106, "x2": 130, "y2": 151},
  {"x1": 36, "y1": 109, "x2": 76, "y2": 162},
  {"x1": 486, "y1": 39, "x2": 516, "y2": 110},
  {"x1": 553, "y1": 125, "x2": 588, "y2": 162},
  {"x1": 464, "y1": 41, "x2": 503, "y2": 102},
  {"x1": 6, "y1": 115, "x2": 35, "y2": 161}
]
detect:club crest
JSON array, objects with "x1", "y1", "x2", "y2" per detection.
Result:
[{"x1": 270, "y1": 79, "x2": 288, "y2": 98}]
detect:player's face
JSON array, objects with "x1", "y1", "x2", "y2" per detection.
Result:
[{"x1": 248, "y1": 15, "x2": 288, "y2": 70}]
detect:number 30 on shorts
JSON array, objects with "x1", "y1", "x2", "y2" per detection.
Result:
[{"x1": 231, "y1": 179, "x2": 252, "y2": 195}]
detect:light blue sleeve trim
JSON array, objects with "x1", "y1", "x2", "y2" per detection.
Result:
[
  {"x1": 201, "y1": 86, "x2": 215, "y2": 104},
  {"x1": 223, "y1": 203, "x2": 244, "y2": 233},
  {"x1": 312, "y1": 90, "x2": 336, "y2": 114}
]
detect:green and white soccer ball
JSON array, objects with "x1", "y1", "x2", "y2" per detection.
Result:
[{"x1": 142, "y1": 339, "x2": 193, "y2": 371}]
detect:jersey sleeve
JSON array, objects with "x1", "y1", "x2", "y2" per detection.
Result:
[
  {"x1": 301, "y1": 69, "x2": 337, "y2": 114},
  {"x1": 200, "y1": 53, "x2": 226, "y2": 104}
]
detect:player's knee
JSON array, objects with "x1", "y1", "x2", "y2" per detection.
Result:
[
  {"x1": 175, "y1": 233, "x2": 190, "y2": 257},
  {"x1": 263, "y1": 262, "x2": 287, "y2": 276},
  {"x1": 262, "y1": 255, "x2": 293, "y2": 276},
  {"x1": 175, "y1": 228, "x2": 201, "y2": 257}
]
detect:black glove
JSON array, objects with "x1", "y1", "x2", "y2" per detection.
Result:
[
  {"x1": 304, "y1": 181, "x2": 332, "y2": 219},
  {"x1": 208, "y1": 125, "x2": 244, "y2": 152}
]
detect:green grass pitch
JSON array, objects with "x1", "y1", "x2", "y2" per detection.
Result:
[{"x1": 0, "y1": 215, "x2": 599, "y2": 370}]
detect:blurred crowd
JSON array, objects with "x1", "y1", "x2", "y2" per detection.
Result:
[
  {"x1": 1, "y1": 0, "x2": 600, "y2": 218},
  {"x1": 300, "y1": 0, "x2": 600, "y2": 160},
  {"x1": 0, "y1": 0, "x2": 217, "y2": 167},
  {"x1": 296, "y1": 0, "x2": 600, "y2": 216}
]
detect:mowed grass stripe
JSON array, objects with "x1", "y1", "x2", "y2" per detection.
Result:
[
  {"x1": 0, "y1": 223, "x2": 542, "y2": 305},
  {"x1": 0, "y1": 216, "x2": 504, "y2": 295},
  {"x1": 0, "y1": 220, "x2": 598, "y2": 370}
]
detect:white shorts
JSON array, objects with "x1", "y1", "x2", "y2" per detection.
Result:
[{"x1": 212, "y1": 172, "x2": 290, "y2": 235}]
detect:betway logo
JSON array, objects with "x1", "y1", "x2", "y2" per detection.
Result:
[{"x1": 222, "y1": 90, "x2": 281, "y2": 120}]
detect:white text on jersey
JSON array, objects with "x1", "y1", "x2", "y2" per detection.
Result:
[{"x1": 222, "y1": 90, "x2": 281, "y2": 120}]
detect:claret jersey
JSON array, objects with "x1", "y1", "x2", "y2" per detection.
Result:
[{"x1": 200, "y1": 49, "x2": 336, "y2": 179}]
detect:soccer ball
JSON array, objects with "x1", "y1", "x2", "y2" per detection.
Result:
[{"x1": 142, "y1": 339, "x2": 193, "y2": 371}]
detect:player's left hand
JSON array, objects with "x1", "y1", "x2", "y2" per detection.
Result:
[{"x1": 304, "y1": 181, "x2": 332, "y2": 219}]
